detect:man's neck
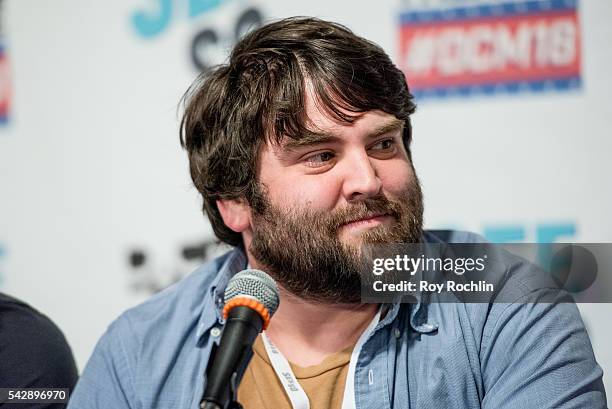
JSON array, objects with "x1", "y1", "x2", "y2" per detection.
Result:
[{"x1": 264, "y1": 287, "x2": 379, "y2": 367}]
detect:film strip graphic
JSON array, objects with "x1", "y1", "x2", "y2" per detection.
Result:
[{"x1": 399, "y1": 0, "x2": 581, "y2": 99}]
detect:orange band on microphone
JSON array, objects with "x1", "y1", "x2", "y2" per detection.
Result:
[{"x1": 223, "y1": 297, "x2": 272, "y2": 330}]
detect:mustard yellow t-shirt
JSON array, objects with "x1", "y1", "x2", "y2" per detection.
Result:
[{"x1": 238, "y1": 335, "x2": 353, "y2": 409}]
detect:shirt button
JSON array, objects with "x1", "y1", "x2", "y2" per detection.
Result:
[
  {"x1": 394, "y1": 328, "x2": 401, "y2": 338},
  {"x1": 210, "y1": 327, "x2": 222, "y2": 337}
]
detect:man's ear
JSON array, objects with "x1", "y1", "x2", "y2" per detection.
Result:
[{"x1": 217, "y1": 199, "x2": 251, "y2": 233}]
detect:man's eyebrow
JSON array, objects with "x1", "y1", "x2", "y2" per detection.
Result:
[
  {"x1": 370, "y1": 118, "x2": 405, "y2": 138},
  {"x1": 281, "y1": 118, "x2": 405, "y2": 152},
  {"x1": 282, "y1": 131, "x2": 341, "y2": 151}
]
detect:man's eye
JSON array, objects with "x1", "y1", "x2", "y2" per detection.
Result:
[
  {"x1": 371, "y1": 139, "x2": 396, "y2": 152},
  {"x1": 304, "y1": 151, "x2": 335, "y2": 167}
]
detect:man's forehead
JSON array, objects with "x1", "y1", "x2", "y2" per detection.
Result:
[{"x1": 274, "y1": 112, "x2": 404, "y2": 151}]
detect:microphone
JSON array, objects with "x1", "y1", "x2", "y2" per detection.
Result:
[{"x1": 200, "y1": 269, "x2": 280, "y2": 409}]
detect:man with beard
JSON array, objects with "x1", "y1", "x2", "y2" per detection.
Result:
[{"x1": 68, "y1": 17, "x2": 606, "y2": 409}]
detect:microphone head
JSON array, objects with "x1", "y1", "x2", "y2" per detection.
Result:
[{"x1": 223, "y1": 269, "x2": 280, "y2": 329}]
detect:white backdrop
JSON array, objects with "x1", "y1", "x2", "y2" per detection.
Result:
[{"x1": 0, "y1": 0, "x2": 610, "y2": 399}]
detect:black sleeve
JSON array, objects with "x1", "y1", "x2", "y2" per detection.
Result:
[{"x1": 0, "y1": 293, "x2": 78, "y2": 409}]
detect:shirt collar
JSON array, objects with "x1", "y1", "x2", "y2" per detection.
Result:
[
  {"x1": 196, "y1": 246, "x2": 248, "y2": 341},
  {"x1": 375, "y1": 294, "x2": 438, "y2": 335},
  {"x1": 382, "y1": 231, "x2": 444, "y2": 334},
  {"x1": 405, "y1": 231, "x2": 451, "y2": 333}
]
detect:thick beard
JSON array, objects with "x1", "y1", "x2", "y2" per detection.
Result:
[{"x1": 248, "y1": 178, "x2": 424, "y2": 304}]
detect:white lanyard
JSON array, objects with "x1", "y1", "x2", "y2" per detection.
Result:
[{"x1": 261, "y1": 307, "x2": 382, "y2": 409}]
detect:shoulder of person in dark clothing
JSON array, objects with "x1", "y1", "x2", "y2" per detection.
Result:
[{"x1": 0, "y1": 292, "x2": 78, "y2": 409}]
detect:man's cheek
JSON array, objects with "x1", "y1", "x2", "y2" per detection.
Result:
[
  {"x1": 296, "y1": 184, "x2": 340, "y2": 210},
  {"x1": 382, "y1": 165, "x2": 413, "y2": 191}
]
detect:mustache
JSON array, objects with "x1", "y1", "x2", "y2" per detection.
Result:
[{"x1": 324, "y1": 196, "x2": 403, "y2": 232}]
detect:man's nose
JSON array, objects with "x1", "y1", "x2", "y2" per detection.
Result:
[{"x1": 341, "y1": 152, "x2": 383, "y2": 201}]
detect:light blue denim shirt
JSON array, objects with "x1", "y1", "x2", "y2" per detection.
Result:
[{"x1": 68, "y1": 230, "x2": 606, "y2": 408}]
